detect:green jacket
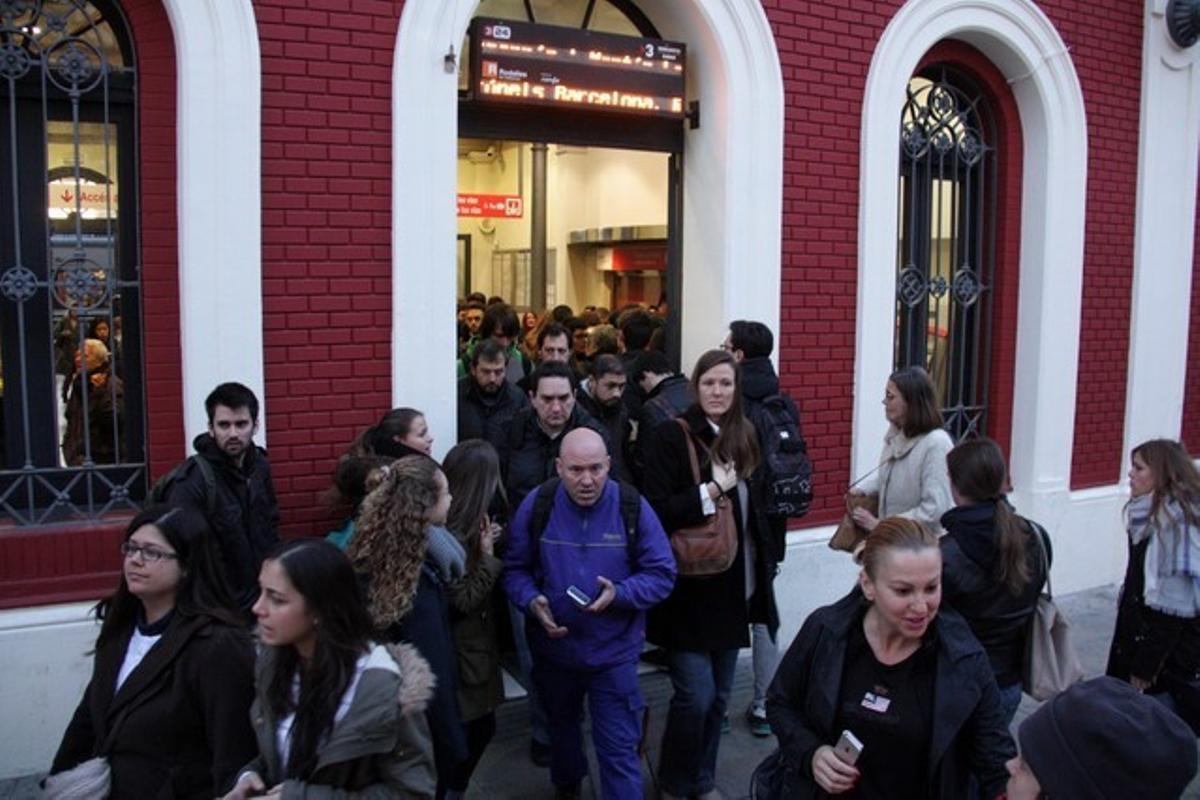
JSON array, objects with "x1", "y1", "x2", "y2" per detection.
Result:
[
  {"x1": 448, "y1": 552, "x2": 506, "y2": 721},
  {"x1": 244, "y1": 643, "x2": 436, "y2": 799}
]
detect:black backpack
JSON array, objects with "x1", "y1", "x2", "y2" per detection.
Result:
[
  {"x1": 149, "y1": 455, "x2": 217, "y2": 517},
  {"x1": 529, "y1": 477, "x2": 642, "y2": 561},
  {"x1": 747, "y1": 393, "x2": 813, "y2": 518}
]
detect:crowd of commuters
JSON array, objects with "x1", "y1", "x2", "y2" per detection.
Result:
[{"x1": 40, "y1": 298, "x2": 1200, "y2": 799}]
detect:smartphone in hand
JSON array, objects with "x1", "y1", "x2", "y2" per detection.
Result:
[
  {"x1": 834, "y1": 729, "x2": 864, "y2": 765},
  {"x1": 566, "y1": 585, "x2": 592, "y2": 608}
]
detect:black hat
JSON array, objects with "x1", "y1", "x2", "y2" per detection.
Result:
[{"x1": 1018, "y1": 676, "x2": 1196, "y2": 799}]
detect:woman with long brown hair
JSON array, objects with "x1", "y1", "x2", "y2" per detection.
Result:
[
  {"x1": 940, "y1": 437, "x2": 1047, "y2": 724},
  {"x1": 1107, "y1": 438, "x2": 1200, "y2": 729},
  {"x1": 643, "y1": 349, "x2": 777, "y2": 800},
  {"x1": 440, "y1": 439, "x2": 506, "y2": 798},
  {"x1": 766, "y1": 518, "x2": 1013, "y2": 799}
]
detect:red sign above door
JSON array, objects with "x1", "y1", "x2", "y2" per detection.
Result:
[{"x1": 457, "y1": 193, "x2": 524, "y2": 218}]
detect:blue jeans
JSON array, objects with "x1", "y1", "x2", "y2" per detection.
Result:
[
  {"x1": 508, "y1": 601, "x2": 550, "y2": 746},
  {"x1": 658, "y1": 648, "x2": 739, "y2": 796},
  {"x1": 751, "y1": 623, "x2": 780, "y2": 709},
  {"x1": 533, "y1": 659, "x2": 644, "y2": 799},
  {"x1": 998, "y1": 681, "x2": 1023, "y2": 728}
]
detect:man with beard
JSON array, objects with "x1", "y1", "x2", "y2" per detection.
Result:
[
  {"x1": 458, "y1": 338, "x2": 529, "y2": 443},
  {"x1": 574, "y1": 355, "x2": 632, "y2": 483},
  {"x1": 157, "y1": 382, "x2": 279, "y2": 609}
]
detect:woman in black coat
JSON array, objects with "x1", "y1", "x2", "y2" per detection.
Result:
[
  {"x1": 48, "y1": 505, "x2": 256, "y2": 799},
  {"x1": 643, "y1": 349, "x2": 778, "y2": 800},
  {"x1": 940, "y1": 437, "x2": 1046, "y2": 725},
  {"x1": 766, "y1": 518, "x2": 1014, "y2": 799}
]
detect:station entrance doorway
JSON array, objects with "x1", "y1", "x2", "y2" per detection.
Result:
[{"x1": 456, "y1": 1, "x2": 686, "y2": 363}]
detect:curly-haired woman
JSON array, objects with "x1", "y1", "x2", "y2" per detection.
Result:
[{"x1": 347, "y1": 455, "x2": 468, "y2": 798}]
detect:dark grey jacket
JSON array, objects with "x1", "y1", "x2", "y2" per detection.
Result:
[
  {"x1": 244, "y1": 643, "x2": 436, "y2": 799},
  {"x1": 498, "y1": 404, "x2": 609, "y2": 510},
  {"x1": 766, "y1": 588, "x2": 1015, "y2": 799},
  {"x1": 456, "y1": 375, "x2": 528, "y2": 445}
]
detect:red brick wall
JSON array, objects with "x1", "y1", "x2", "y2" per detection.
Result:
[
  {"x1": 764, "y1": 0, "x2": 1144, "y2": 513},
  {"x1": 254, "y1": 0, "x2": 405, "y2": 537},
  {"x1": 0, "y1": 0, "x2": 179, "y2": 608},
  {"x1": 1182, "y1": 178, "x2": 1200, "y2": 454},
  {"x1": 1057, "y1": 3, "x2": 1144, "y2": 488}
]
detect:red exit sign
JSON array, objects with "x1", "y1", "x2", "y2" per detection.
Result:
[{"x1": 457, "y1": 193, "x2": 524, "y2": 218}]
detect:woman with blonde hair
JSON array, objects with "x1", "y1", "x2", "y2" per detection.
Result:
[
  {"x1": 765, "y1": 517, "x2": 1013, "y2": 798},
  {"x1": 1107, "y1": 438, "x2": 1200, "y2": 729},
  {"x1": 347, "y1": 455, "x2": 468, "y2": 798}
]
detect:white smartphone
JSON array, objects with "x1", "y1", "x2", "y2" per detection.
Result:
[
  {"x1": 566, "y1": 585, "x2": 592, "y2": 607},
  {"x1": 833, "y1": 729, "x2": 864, "y2": 765}
]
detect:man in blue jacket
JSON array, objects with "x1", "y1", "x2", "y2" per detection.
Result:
[{"x1": 504, "y1": 428, "x2": 676, "y2": 800}]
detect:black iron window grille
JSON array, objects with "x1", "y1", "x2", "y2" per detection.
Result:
[
  {"x1": 897, "y1": 67, "x2": 998, "y2": 442},
  {"x1": 0, "y1": 0, "x2": 146, "y2": 526}
]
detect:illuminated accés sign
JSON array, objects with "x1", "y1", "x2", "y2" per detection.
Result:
[
  {"x1": 457, "y1": 193, "x2": 524, "y2": 218},
  {"x1": 469, "y1": 18, "x2": 686, "y2": 119}
]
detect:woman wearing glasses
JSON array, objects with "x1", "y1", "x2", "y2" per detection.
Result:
[{"x1": 47, "y1": 505, "x2": 256, "y2": 799}]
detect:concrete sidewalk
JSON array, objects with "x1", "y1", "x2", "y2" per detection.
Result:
[{"x1": 4, "y1": 583, "x2": 1198, "y2": 799}]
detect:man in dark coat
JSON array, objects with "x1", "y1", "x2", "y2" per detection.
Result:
[
  {"x1": 724, "y1": 319, "x2": 805, "y2": 735},
  {"x1": 457, "y1": 338, "x2": 528, "y2": 443},
  {"x1": 160, "y1": 382, "x2": 279, "y2": 609},
  {"x1": 498, "y1": 361, "x2": 610, "y2": 510},
  {"x1": 574, "y1": 354, "x2": 632, "y2": 483}
]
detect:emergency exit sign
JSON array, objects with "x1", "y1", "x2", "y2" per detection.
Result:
[{"x1": 457, "y1": 193, "x2": 524, "y2": 218}]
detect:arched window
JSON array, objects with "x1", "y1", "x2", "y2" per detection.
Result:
[
  {"x1": 896, "y1": 65, "x2": 997, "y2": 441},
  {"x1": 0, "y1": 0, "x2": 144, "y2": 524}
]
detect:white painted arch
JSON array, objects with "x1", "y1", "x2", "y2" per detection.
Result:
[
  {"x1": 853, "y1": 0, "x2": 1088, "y2": 519},
  {"x1": 392, "y1": 0, "x2": 784, "y2": 459},
  {"x1": 160, "y1": 0, "x2": 264, "y2": 444}
]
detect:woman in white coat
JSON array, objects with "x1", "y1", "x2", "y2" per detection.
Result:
[{"x1": 852, "y1": 366, "x2": 953, "y2": 532}]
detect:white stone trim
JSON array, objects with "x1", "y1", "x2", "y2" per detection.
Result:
[
  {"x1": 0, "y1": 603, "x2": 97, "y2": 779},
  {"x1": 392, "y1": 1, "x2": 784, "y2": 457},
  {"x1": 855, "y1": 0, "x2": 1088, "y2": 512},
  {"x1": 1123, "y1": 0, "x2": 1200, "y2": 462},
  {"x1": 160, "y1": 0, "x2": 265, "y2": 444}
]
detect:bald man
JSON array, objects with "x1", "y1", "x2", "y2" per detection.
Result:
[{"x1": 503, "y1": 428, "x2": 676, "y2": 799}]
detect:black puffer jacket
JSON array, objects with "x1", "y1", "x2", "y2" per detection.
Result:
[
  {"x1": 939, "y1": 502, "x2": 1047, "y2": 688},
  {"x1": 163, "y1": 434, "x2": 280, "y2": 608},
  {"x1": 498, "y1": 405, "x2": 610, "y2": 509},
  {"x1": 456, "y1": 376, "x2": 528, "y2": 445}
]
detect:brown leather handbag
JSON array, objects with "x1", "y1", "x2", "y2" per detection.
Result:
[
  {"x1": 828, "y1": 492, "x2": 878, "y2": 553},
  {"x1": 669, "y1": 419, "x2": 738, "y2": 576}
]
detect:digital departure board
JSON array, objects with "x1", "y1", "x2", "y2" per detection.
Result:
[{"x1": 468, "y1": 18, "x2": 686, "y2": 119}]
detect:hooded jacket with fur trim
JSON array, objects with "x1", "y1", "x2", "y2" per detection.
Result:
[{"x1": 242, "y1": 642, "x2": 436, "y2": 799}]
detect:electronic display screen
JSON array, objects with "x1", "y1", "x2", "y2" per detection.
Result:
[{"x1": 469, "y1": 18, "x2": 686, "y2": 119}]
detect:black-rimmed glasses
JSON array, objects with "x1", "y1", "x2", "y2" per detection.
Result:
[{"x1": 120, "y1": 542, "x2": 179, "y2": 564}]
